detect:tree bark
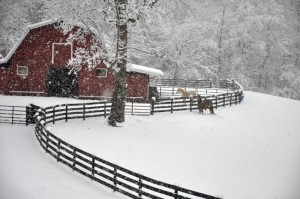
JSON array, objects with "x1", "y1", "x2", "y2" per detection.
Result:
[
  {"x1": 217, "y1": 0, "x2": 228, "y2": 77},
  {"x1": 108, "y1": 0, "x2": 128, "y2": 126}
]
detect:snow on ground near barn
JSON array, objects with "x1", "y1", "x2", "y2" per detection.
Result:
[
  {"x1": 0, "y1": 92, "x2": 300, "y2": 199},
  {"x1": 0, "y1": 95, "x2": 95, "y2": 107},
  {"x1": 0, "y1": 125, "x2": 125, "y2": 199}
]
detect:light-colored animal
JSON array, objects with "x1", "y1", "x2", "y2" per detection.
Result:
[
  {"x1": 198, "y1": 96, "x2": 215, "y2": 114},
  {"x1": 176, "y1": 88, "x2": 196, "y2": 97},
  {"x1": 176, "y1": 88, "x2": 196, "y2": 104}
]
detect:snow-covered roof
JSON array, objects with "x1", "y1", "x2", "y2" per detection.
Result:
[
  {"x1": 0, "y1": 19, "x2": 60, "y2": 64},
  {"x1": 126, "y1": 63, "x2": 163, "y2": 77},
  {"x1": 0, "y1": 20, "x2": 163, "y2": 78}
]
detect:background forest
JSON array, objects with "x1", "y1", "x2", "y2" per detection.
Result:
[{"x1": 1, "y1": 0, "x2": 299, "y2": 100}]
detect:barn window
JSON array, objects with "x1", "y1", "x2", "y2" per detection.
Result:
[
  {"x1": 17, "y1": 66, "x2": 28, "y2": 76},
  {"x1": 96, "y1": 68, "x2": 107, "y2": 78}
]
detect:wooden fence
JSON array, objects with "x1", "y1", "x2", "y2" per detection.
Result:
[
  {"x1": 151, "y1": 91, "x2": 243, "y2": 114},
  {"x1": 43, "y1": 101, "x2": 150, "y2": 124},
  {"x1": 150, "y1": 78, "x2": 242, "y2": 100},
  {"x1": 155, "y1": 87, "x2": 235, "y2": 99},
  {"x1": 34, "y1": 107, "x2": 221, "y2": 199},
  {"x1": 0, "y1": 105, "x2": 37, "y2": 125},
  {"x1": 150, "y1": 79, "x2": 213, "y2": 89}
]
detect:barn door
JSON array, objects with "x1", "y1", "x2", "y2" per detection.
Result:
[{"x1": 46, "y1": 68, "x2": 78, "y2": 97}]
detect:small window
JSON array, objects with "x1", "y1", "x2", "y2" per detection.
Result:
[
  {"x1": 17, "y1": 66, "x2": 28, "y2": 76},
  {"x1": 96, "y1": 68, "x2": 107, "y2": 78}
]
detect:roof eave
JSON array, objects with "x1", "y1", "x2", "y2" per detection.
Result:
[{"x1": 0, "y1": 18, "x2": 60, "y2": 64}]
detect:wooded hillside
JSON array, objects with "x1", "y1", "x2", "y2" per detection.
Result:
[{"x1": 1, "y1": 0, "x2": 299, "y2": 99}]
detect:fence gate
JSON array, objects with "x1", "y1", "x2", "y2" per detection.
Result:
[
  {"x1": 0, "y1": 104, "x2": 39, "y2": 125},
  {"x1": 125, "y1": 102, "x2": 151, "y2": 116},
  {"x1": 0, "y1": 105, "x2": 27, "y2": 125}
]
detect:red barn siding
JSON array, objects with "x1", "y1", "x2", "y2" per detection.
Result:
[
  {"x1": 0, "y1": 22, "x2": 152, "y2": 102},
  {"x1": 4, "y1": 24, "x2": 95, "y2": 95},
  {"x1": 0, "y1": 68, "x2": 10, "y2": 94},
  {"x1": 127, "y1": 73, "x2": 149, "y2": 102},
  {"x1": 78, "y1": 64, "x2": 115, "y2": 98}
]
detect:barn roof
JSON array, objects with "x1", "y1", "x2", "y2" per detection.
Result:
[
  {"x1": 0, "y1": 19, "x2": 60, "y2": 64},
  {"x1": 127, "y1": 63, "x2": 163, "y2": 77},
  {"x1": 0, "y1": 20, "x2": 164, "y2": 77}
]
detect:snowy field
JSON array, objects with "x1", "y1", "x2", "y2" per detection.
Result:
[
  {"x1": 1, "y1": 92, "x2": 300, "y2": 199},
  {"x1": 0, "y1": 125, "x2": 126, "y2": 199}
]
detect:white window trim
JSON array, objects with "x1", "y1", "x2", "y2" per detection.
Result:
[
  {"x1": 17, "y1": 66, "x2": 28, "y2": 76},
  {"x1": 96, "y1": 68, "x2": 108, "y2": 78},
  {"x1": 52, "y1": 42, "x2": 73, "y2": 64}
]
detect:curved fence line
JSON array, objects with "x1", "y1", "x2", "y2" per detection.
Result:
[
  {"x1": 150, "y1": 78, "x2": 243, "y2": 93},
  {"x1": 151, "y1": 90, "x2": 243, "y2": 114},
  {"x1": 34, "y1": 106, "x2": 222, "y2": 199}
]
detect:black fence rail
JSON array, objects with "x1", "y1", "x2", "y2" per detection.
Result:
[
  {"x1": 154, "y1": 87, "x2": 235, "y2": 99},
  {"x1": 151, "y1": 91, "x2": 243, "y2": 114},
  {"x1": 43, "y1": 101, "x2": 151, "y2": 125},
  {"x1": 218, "y1": 79, "x2": 242, "y2": 91},
  {"x1": 34, "y1": 107, "x2": 221, "y2": 199},
  {"x1": 0, "y1": 105, "x2": 38, "y2": 125},
  {"x1": 44, "y1": 101, "x2": 112, "y2": 124},
  {"x1": 150, "y1": 78, "x2": 243, "y2": 100},
  {"x1": 150, "y1": 78, "x2": 213, "y2": 89}
]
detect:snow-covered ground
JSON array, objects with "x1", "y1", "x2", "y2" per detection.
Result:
[
  {"x1": 0, "y1": 125, "x2": 126, "y2": 199},
  {"x1": 1, "y1": 92, "x2": 300, "y2": 199},
  {"x1": 0, "y1": 95, "x2": 95, "y2": 107}
]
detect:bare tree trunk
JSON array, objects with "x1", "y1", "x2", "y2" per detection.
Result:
[
  {"x1": 108, "y1": 0, "x2": 128, "y2": 126},
  {"x1": 217, "y1": 0, "x2": 228, "y2": 77},
  {"x1": 258, "y1": 44, "x2": 270, "y2": 88}
]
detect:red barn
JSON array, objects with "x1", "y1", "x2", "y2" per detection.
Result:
[{"x1": 0, "y1": 19, "x2": 163, "y2": 102}]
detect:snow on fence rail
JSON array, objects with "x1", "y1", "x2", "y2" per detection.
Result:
[
  {"x1": 0, "y1": 105, "x2": 36, "y2": 125},
  {"x1": 155, "y1": 87, "x2": 235, "y2": 99},
  {"x1": 150, "y1": 78, "x2": 213, "y2": 88},
  {"x1": 151, "y1": 78, "x2": 243, "y2": 99},
  {"x1": 43, "y1": 101, "x2": 150, "y2": 124},
  {"x1": 34, "y1": 107, "x2": 221, "y2": 199},
  {"x1": 151, "y1": 91, "x2": 243, "y2": 114}
]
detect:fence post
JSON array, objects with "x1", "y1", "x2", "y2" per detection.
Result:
[
  {"x1": 235, "y1": 92, "x2": 238, "y2": 105},
  {"x1": 174, "y1": 187, "x2": 178, "y2": 199},
  {"x1": 215, "y1": 95, "x2": 218, "y2": 109},
  {"x1": 113, "y1": 166, "x2": 117, "y2": 191},
  {"x1": 57, "y1": 141, "x2": 61, "y2": 162},
  {"x1": 42, "y1": 108, "x2": 46, "y2": 126},
  {"x1": 65, "y1": 104, "x2": 68, "y2": 122},
  {"x1": 53, "y1": 106, "x2": 55, "y2": 124},
  {"x1": 11, "y1": 106, "x2": 14, "y2": 124},
  {"x1": 138, "y1": 178, "x2": 143, "y2": 198},
  {"x1": 92, "y1": 156, "x2": 95, "y2": 178},
  {"x1": 104, "y1": 101, "x2": 107, "y2": 118},
  {"x1": 72, "y1": 148, "x2": 76, "y2": 170},
  {"x1": 83, "y1": 103, "x2": 86, "y2": 120},
  {"x1": 230, "y1": 93, "x2": 232, "y2": 106},
  {"x1": 223, "y1": 94, "x2": 225, "y2": 107},
  {"x1": 46, "y1": 130, "x2": 49, "y2": 153},
  {"x1": 171, "y1": 98, "x2": 174, "y2": 114},
  {"x1": 150, "y1": 98, "x2": 155, "y2": 115},
  {"x1": 159, "y1": 87, "x2": 162, "y2": 99},
  {"x1": 131, "y1": 101, "x2": 134, "y2": 115},
  {"x1": 190, "y1": 96, "x2": 193, "y2": 112},
  {"x1": 26, "y1": 106, "x2": 29, "y2": 126}
]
